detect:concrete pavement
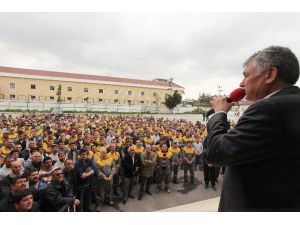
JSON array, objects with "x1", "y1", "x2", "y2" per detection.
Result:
[
  {"x1": 157, "y1": 197, "x2": 219, "y2": 212},
  {"x1": 99, "y1": 168, "x2": 222, "y2": 212}
]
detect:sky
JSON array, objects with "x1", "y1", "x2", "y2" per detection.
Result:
[
  {"x1": 0, "y1": 3, "x2": 298, "y2": 225},
  {"x1": 1, "y1": 12, "x2": 300, "y2": 99}
]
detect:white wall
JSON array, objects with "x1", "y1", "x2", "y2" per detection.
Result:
[{"x1": 0, "y1": 100, "x2": 193, "y2": 113}]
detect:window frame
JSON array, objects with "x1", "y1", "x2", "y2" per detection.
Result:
[{"x1": 9, "y1": 83, "x2": 16, "y2": 89}]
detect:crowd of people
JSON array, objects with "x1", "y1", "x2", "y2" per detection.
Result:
[{"x1": 0, "y1": 112, "x2": 221, "y2": 212}]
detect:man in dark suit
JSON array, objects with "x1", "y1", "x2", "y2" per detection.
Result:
[
  {"x1": 121, "y1": 146, "x2": 141, "y2": 204},
  {"x1": 206, "y1": 46, "x2": 300, "y2": 211}
]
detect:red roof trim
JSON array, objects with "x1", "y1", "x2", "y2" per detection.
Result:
[{"x1": 0, "y1": 66, "x2": 184, "y2": 89}]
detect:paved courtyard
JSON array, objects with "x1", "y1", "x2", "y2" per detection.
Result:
[{"x1": 98, "y1": 168, "x2": 222, "y2": 212}]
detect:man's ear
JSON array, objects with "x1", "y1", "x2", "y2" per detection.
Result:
[{"x1": 265, "y1": 66, "x2": 278, "y2": 84}]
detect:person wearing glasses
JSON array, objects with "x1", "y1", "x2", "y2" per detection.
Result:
[{"x1": 44, "y1": 168, "x2": 80, "y2": 212}]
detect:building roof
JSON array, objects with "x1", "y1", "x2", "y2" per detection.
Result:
[{"x1": 0, "y1": 66, "x2": 184, "y2": 89}]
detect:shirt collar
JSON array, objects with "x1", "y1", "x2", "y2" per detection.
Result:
[{"x1": 263, "y1": 89, "x2": 281, "y2": 99}]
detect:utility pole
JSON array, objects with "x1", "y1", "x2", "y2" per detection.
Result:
[
  {"x1": 217, "y1": 85, "x2": 223, "y2": 96},
  {"x1": 169, "y1": 78, "x2": 174, "y2": 94}
]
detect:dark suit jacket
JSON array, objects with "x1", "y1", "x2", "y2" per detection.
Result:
[
  {"x1": 206, "y1": 86, "x2": 300, "y2": 211},
  {"x1": 43, "y1": 180, "x2": 75, "y2": 212},
  {"x1": 0, "y1": 175, "x2": 14, "y2": 200},
  {"x1": 121, "y1": 154, "x2": 141, "y2": 178},
  {"x1": 0, "y1": 192, "x2": 14, "y2": 211}
]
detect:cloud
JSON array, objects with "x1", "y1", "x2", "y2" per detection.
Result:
[{"x1": 0, "y1": 12, "x2": 300, "y2": 98}]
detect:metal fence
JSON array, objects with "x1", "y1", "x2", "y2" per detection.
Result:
[
  {"x1": 0, "y1": 99, "x2": 196, "y2": 113},
  {"x1": 0, "y1": 94, "x2": 163, "y2": 106}
]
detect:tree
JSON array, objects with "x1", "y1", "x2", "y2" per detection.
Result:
[
  {"x1": 193, "y1": 92, "x2": 212, "y2": 107},
  {"x1": 163, "y1": 90, "x2": 182, "y2": 111},
  {"x1": 56, "y1": 84, "x2": 62, "y2": 107}
]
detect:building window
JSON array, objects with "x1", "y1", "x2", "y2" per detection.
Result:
[
  {"x1": 114, "y1": 90, "x2": 118, "y2": 94},
  {"x1": 141, "y1": 91, "x2": 144, "y2": 96},
  {"x1": 128, "y1": 91, "x2": 132, "y2": 96},
  {"x1": 50, "y1": 96, "x2": 55, "y2": 100},
  {"x1": 128, "y1": 100, "x2": 132, "y2": 104},
  {"x1": 10, "y1": 94, "x2": 15, "y2": 100},
  {"x1": 153, "y1": 92, "x2": 157, "y2": 97},
  {"x1": 153, "y1": 101, "x2": 157, "y2": 104},
  {"x1": 140, "y1": 101, "x2": 144, "y2": 104},
  {"x1": 114, "y1": 99, "x2": 119, "y2": 103},
  {"x1": 67, "y1": 87, "x2": 72, "y2": 91},
  {"x1": 84, "y1": 88, "x2": 88, "y2": 92},
  {"x1": 50, "y1": 86, "x2": 55, "y2": 91},
  {"x1": 99, "y1": 98, "x2": 103, "y2": 102},
  {"x1": 31, "y1": 84, "x2": 36, "y2": 89},
  {"x1": 99, "y1": 89, "x2": 103, "y2": 93},
  {"x1": 67, "y1": 97, "x2": 72, "y2": 101},
  {"x1": 84, "y1": 97, "x2": 89, "y2": 102},
  {"x1": 9, "y1": 83, "x2": 16, "y2": 89},
  {"x1": 31, "y1": 95, "x2": 36, "y2": 100}
]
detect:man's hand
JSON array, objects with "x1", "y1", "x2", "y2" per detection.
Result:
[
  {"x1": 210, "y1": 96, "x2": 235, "y2": 113},
  {"x1": 80, "y1": 173, "x2": 87, "y2": 179}
]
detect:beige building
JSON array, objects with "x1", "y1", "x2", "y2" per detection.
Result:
[{"x1": 0, "y1": 66, "x2": 184, "y2": 106}]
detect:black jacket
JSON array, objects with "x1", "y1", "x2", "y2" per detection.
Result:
[
  {"x1": 0, "y1": 193, "x2": 15, "y2": 212},
  {"x1": 64, "y1": 169, "x2": 77, "y2": 196},
  {"x1": 42, "y1": 180, "x2": 75, "y2": 212},
  {"x1": 0, "y1": 175, "x2": 14, "y2": 200},
  {"x1": 20, "y1": 149, "x2": 30, "y2": 161},
  {"x1": 206, "y1": 86, "x2": 300, "y2": 211},
  {"x1": 121, "y1": 154, "x2": 141, "y2": 178}
]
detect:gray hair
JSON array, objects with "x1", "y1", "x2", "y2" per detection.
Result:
[
  {"x1": 244, "y1": 46, "x2": 299, "y2": 84},
  {"x1": 100, "y1": 149, "x2": 107, "y2": 154}
]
